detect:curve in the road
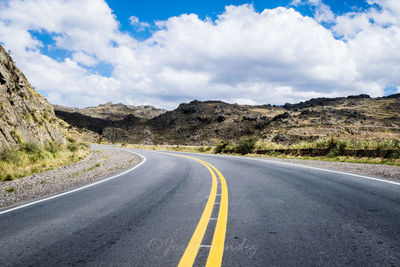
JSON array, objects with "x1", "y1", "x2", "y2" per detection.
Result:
[
  {"x1": 161, "y1": 152, "x2": 229, "y2": 267},
  {"x1": 1, "y1": 147, "x2": 399, "y2": 266}
]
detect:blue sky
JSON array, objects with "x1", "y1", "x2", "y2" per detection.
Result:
[
  {"x1": 30, "y1": 0, "x2": 374, "y2": 62},
  {"x1": 108, "y1": 0, "x2": 373, "y2": 39},
  {"x1": 0, "y1": 0, "x2": 399, "y2": 108},
  {"x1": 106, "y1": 0, "x2": 372, "y2": 23}
]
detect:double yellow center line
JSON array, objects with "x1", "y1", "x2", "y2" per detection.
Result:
[{"x1": 161, "y1": 153, "x2": 228, "y2": 267}]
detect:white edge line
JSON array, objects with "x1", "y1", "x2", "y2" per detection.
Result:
[
  {"x1": 249, "y1": 157, "x2": 400, "y2": 186},
  {"x1": 161, "y1": 150, "x2": 400, "y2": 186},
  {"x1": 0, "y1": 149, "x2": 146, "y2": 216}
]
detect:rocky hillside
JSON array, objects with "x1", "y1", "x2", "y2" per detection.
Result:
[
  {"x1": 54, "y1": 102, "x2": 166, "y2": 121},
  {"x1": 54, "y1": 94, "x2": 400, "y2": 145},
  {"x1": 0, "y1": 46, "x2": 65, "y2": 148}
]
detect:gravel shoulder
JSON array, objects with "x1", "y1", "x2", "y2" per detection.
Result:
[
  {"x1": 251, "y1": 156, "x2": 400, "y2": 181},
  {"x1": 0, "y1": 145, "x2": 141, "y2": 209}
]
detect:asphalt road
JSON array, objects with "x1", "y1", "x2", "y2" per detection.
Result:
[{"x1": 0, "y1": 146, "x2": 399, "y2": 266}]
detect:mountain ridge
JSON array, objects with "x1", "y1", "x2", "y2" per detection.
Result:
[{"x1": 53, "y1": 93, "x2": 400, "y2": 145}]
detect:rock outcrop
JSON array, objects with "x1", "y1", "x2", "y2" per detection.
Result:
[{"x1": 0, "y1": 45, "x2": 65, "y2": 148}]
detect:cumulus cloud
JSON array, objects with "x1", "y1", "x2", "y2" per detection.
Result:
[{"x1": 0, "y1": 0, "x2": 399, "y2": 109}]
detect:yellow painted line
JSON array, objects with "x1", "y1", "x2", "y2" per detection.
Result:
[
  {"x1": 158, "y1": 153, "x2": 218, "y2": 267},
  {"x1": 203, "y1": 162, "x2": 229, "y2": 267},
  {"x1": 159, "y1": 152, "x2": 228, "y2": 267}
]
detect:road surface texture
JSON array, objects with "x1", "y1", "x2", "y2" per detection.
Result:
[{"x1": 0, "y1": 146, "x2": 399, "y2": 266}]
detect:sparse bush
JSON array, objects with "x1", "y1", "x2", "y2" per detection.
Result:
[
  {"x1": 327, "y1": 137, "x2": 337, "y2": 149},
  {"x1": 197, "y1": 146, "x2": 212, "y2": 152},
  {"x1": 79, "y1": 142, "x2": 89, "y2": 149},
  {"x1": 86, "y1": 163, "x2": 101, "y2": 172},
  {"x1": 67, "y1": 142, "x2": 79, "y2": 152},
  {"x1": 67, "y1": 137, "x2": 76, "y2": 143},
  {"x1": 19, "y1": 142, "x2": 47, "y2": 163},
  {"x1": 390, "y1": 150, "x2": 400, "y2": 159},
  {"x1": 19, "y1": 142, "x2": 41, "y2": 154},
  {"x1": 315, "y1": 138, "x2": 329, "y2": 149},
  {"x1": 1, "y1": 174, "x2": 14, "y2": 181},
  {"x1": 5, "y1": 187, "x2": 16, "y2": 193},
  {"x1": 215, "y1": 141, "x2": 234, "y2": 154},
  {"x1": 376, "y1": 139, "x2": 400, "y2": 150},
  {"x1": 42, "y1": 111, "x2": 50, "y2": 121},
  {"x1": 0, "y1": 147, "x2": 21, "y2": 163},
  {"x1": 45, "y1": 141, "x2": 61, "y2": 154},
  {"x1": 336, "y1": 139, "x2": 348, "y2": 155},
  {"x1": 235, "y1": 136, "x2": 258, "y2": 155}
]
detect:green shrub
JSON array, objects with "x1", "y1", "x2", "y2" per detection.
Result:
[
  {"x1": 197, "y1": 146, "x2": 212, "y2": 152},
  {"x1": 327, "y1": 137, "x2": 337, "y2": 149},
  {"x1": 336, "y1": 140, "x2": 348, "y2": 155},
  {"x1": 45, "y1": 141, "x2": 61, "y2": 154},
  {"x1": 1, "y1": 174, "x2": 14, "y2": 181},
  {"x1": 67, "y1": 137, "x2": 76, "y2": 143},
  {"x1": 19, "y1": 142, "x2": 41, "y2": 154},
  {"x1": 235, "y1": 136, "x2": 258, "y2": 155},
  {"x1": 0, "y1": 147, "x2": 21, "y2": 163},
  {"x1": 215, "y1": 141, "x2": 234, "y2": 154},
  {"x1": 79, "y1": 142, "x2": 89, "y2": 149},
  {"x1": 315, "y1": 138, "x2": 329, "y2": 149},
  {"x1": 376, "y1": 139, "x2": 400, "y2": 150},
  {"x1": 390, "y1": 150, "x2": 400, "y2": 159},
  {"x1": 67, "y1": 142, "x2": 79, "y2": 152},
  {"x1": 5, "y1": 187, "x2": 16, "y2": 193},
  {"x1": 19, "y1": 143, "x2": 46, "y2": 163},
  {"x1": 86, "y1": 163, "x2": 101, "y2": 172}
]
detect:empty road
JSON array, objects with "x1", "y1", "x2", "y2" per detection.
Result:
[{"x1": 0, "y1": 146, "x2": 399, "y2": 266}]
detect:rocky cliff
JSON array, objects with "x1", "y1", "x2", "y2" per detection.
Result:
[{"x1": 0, "y1": 45, "x2": 65, "y2": 148}]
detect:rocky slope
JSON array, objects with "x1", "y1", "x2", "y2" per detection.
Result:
[
  {"x1": 54, "y1": 94, "x2": 400, "y2": 145},
  {"x1": 0, "y1": 46, "x2": 65, "y2": 148},
  {"x1": 54, "y1": 102, "x2": 166, "y2": 121}
]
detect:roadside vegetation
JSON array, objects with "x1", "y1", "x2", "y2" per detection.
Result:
[
  {"x1": 0, "y1": 139, "x2": 89, "y2": 182},
  {"x1": 126, "y1": 136, "x2": 400, "y2": 166}
]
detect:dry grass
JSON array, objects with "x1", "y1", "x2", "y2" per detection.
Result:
[
  {"x1": 246, "y1": 154, "x2": 400, "y2": 166},
  {"x1": 124, "y1": 136, "x2": 400, "y2": 166},
  {"x1": 0, "y1": 141, "x2": 89, "y2": 182},
  {"x1": 255, "y1": 137, "x2": 400, "y2": 150}
]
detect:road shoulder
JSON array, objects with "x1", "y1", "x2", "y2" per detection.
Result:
[{"x1": 0, "y1": 145, "x2": 141, "y2": 208}]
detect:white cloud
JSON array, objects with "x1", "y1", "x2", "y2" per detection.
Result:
[
  {"x1": 0, "y1": 0, "x2": 399, "y2": 109},
  {"x1": 129, "y1": 15, "x2": 150, "y2": 32},
  {"x1": 72, "y1": 52, "x2": 98, "y2": 67},
  {"x1": 291, "y1": 0, "x2": 335, "y2": 23}
]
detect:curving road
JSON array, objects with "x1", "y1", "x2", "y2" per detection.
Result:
[{"x1": 0, "y1": 146, "x2": 399, "y2": 266}]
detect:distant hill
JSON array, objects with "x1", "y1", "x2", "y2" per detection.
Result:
[
  {"x1": 54, "y1": 102, "x2": 167, "y2": 121},
  {"x1": 53, "y1": 94, "x2": 400, "y2": 145},
  {"x1": 0, "y1": 45, "x2": 65, "y2": 148}
]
